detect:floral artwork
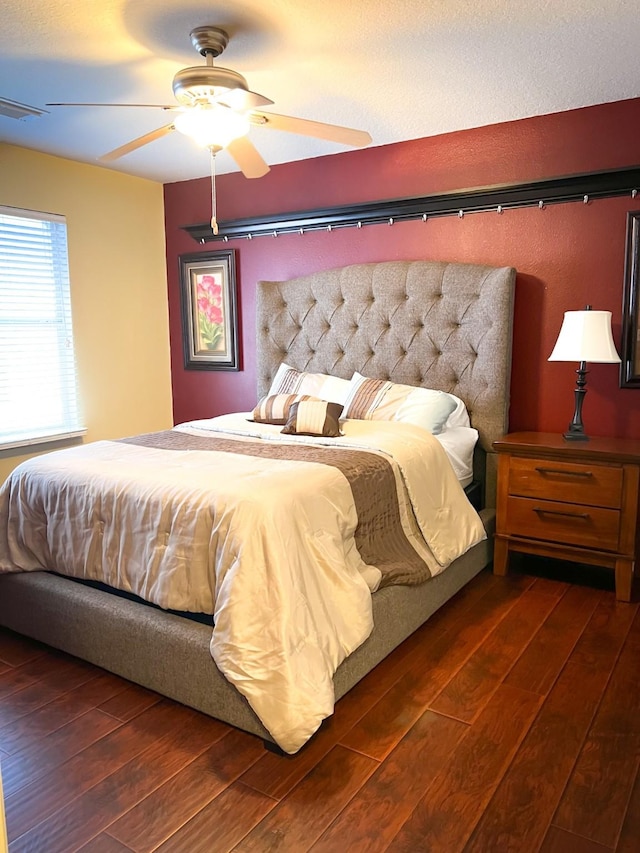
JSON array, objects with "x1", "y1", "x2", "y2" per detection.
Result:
[
  {"x1": 179, "y1": 250, "x2": 239, "y2": 370},
  {"x1": 196, "y1": 273, "x2": 225, "y2": 351}
]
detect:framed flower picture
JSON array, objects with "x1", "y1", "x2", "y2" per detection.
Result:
[{"x1": 179, "y1": 249, "x2": 239, "y2": 370}]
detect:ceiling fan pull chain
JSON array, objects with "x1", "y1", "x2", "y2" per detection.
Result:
[{"x1": 210, "y1": 148, "x2": 219, "y2": 235}]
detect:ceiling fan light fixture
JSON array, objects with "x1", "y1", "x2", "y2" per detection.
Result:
[
  {"x1": 89, "y1": 24, "x2": 369, "y2": 175},
  {"x1": 173, "y1": 104, "x2": 250, "y2": 149}
]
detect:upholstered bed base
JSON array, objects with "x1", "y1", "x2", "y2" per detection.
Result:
[
  {"x1": 0, "y1": 259, "x2": 515, "y2": 747},
  {"x1": 0, "y1": 513, "x2": 493, "y2": 743}
]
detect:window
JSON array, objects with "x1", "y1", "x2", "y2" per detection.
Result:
[{"x1": 0, "y1": 205, "x2": 85, "y2": 449}]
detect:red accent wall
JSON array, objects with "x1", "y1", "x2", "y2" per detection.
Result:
[{"x1": 164, "y1": 98, "x2": 640, "y2": 438}]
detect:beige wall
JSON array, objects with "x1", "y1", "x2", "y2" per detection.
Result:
[{"x1": 0, "y1": 144, "x2": 172, "y2": 483}]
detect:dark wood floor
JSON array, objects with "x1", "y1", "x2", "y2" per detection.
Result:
[{"x1": 1, "y1": 560, "x2": 639, "y2": 852}]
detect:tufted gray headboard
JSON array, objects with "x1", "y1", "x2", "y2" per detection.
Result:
[{"x1": 256, "y1": 260, "x2": 516, "y2": 505}]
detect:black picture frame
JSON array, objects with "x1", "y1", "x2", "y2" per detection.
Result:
[
  {"x1": 620, "y1": 210, "x2": 640, "y2": 387},
  {"x1": 178, "y1": 249, "x2": 239, "y2": 371}
]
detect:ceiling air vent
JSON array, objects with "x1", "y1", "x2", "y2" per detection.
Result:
[{"x1": 0, "y1": 98, "x2": 48, "y2": 120}]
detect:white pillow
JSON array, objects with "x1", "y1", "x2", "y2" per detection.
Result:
[
  {"x1": 342, "y1": 372, "x2": 458, "y2": 435},
  {"x1": 436, "y1": 427, "x2": 479, "y2": 487},
  {"x1": 444, "y1": 394, "x2": 471, "y2": 430},
  {"x1": 267, "y1": 363, "x2": 352, "y2": 405}
]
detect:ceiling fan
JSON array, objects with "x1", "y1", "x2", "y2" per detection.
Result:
[{"x1": 47, "y1": 26, "x2": 373, "y2": 181}]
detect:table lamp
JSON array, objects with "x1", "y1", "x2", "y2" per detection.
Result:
[{"x1": 548, "y1": 305, "x2": 620, "y2": 441}]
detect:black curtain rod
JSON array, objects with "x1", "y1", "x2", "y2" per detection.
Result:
[{"x1": 182, "y1": 165, "x2": 640, "y2": 244}]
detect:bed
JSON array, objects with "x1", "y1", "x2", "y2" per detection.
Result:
[{"x1": 0, "y1": 258, "x2": 515, "y2": 752}]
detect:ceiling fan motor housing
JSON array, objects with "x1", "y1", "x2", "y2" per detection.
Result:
[
  {"x1": 173, "y1": 28, "x2": 247, "y2": 105},
  {"x1": 172, "y1": 66, "x2": 249, "y2": 105}
]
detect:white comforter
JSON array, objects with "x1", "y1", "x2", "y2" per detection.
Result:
[{"x1": 0, "y1": 415, "x2": 485, "y2": 752}]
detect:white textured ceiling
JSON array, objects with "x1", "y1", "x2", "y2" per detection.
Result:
[{"x1": 1, "y1": 0, "x2": 639, "y2": 184}]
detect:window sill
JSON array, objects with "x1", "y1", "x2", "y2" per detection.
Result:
[{"x1": 0, "y1": 428, "x2": 87, "y2": 454}]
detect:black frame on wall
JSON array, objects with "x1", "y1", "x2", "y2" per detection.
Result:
[{"x1": 620, "y1": 209, "x2": 640, "y2": 387}]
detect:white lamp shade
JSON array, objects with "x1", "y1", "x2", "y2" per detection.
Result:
[{"x1": 548, "y1": 309, "x2": 621, "y2": 363}]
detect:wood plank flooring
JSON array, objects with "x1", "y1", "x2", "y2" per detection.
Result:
[{"x1": 1, "y1": 559, "x2": 639, "y2": 852}]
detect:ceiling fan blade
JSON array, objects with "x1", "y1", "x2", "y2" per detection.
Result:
[
  {"x1": 47, "y1": 102, "x2": 178, "y2": 110},
  {"x1": 100, "y1": 123, "x2": 175, "y2": 162},
  {"x1": 215, "y1": 89, "x2": 274, "y2": 111},
  {"x1": 250, "y1": 112, "x2": 372, "y2": 148},
  {"x1": 226, "y1": 136, "x2": 270, "y2": 179}
]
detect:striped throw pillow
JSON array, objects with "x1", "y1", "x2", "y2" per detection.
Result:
[
  {"x1": 342, "y1": 372, "x2": 457, "y2": 435},
  {"x1": 267, "y1": 363, "x2": 352, "y2": 405},
  {"x1": 342, "y1": 375, "x2": 392, "y2": 419},
  {"x1": 281, "y1": 400, "x2": 343, "y2": 437},
  {"x1": 252, "y1": 393, "x2": 314, "y2": 425}
]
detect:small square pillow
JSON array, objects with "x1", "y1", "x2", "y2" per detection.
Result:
[
  {"x1": 281, "y1": 400, "x2": 343, "y2": 437},
  {"x1": 268, "y1": 363, "x2": 352, "y2": 405},
  {"x1": 342, "y1": 372, "x2": 457, "y2": 435},
  {"x1": 252, "y1": 393, "x2": 314, "y2": 425}
]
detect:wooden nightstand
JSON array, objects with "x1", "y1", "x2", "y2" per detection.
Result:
[{"x1": 493, "y1": 432, "x2": 640, "y2": 601}]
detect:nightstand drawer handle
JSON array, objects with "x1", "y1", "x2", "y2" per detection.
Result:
[
  {"x1": 534, "y1": 467, "x2": 593, "y2": 477},
  {"x1": 533, "y1": 507, "x2": 590, "y2": 520}
]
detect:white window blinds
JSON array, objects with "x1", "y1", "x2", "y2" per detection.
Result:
[{"x1": 0, "y1": 205, "x2": 85, "y2": 449}]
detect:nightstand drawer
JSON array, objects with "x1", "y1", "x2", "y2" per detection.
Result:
[
  {"x1": 508, "y1": 457, "x2": 622, "y2": 508},
  {"x1": 505, "y1": 496, "x2": 620, "y2": 551}
]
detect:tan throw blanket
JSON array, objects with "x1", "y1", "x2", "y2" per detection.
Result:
[{"x1": 0, "y1": 416, "x2": 485, "y2": 752}]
